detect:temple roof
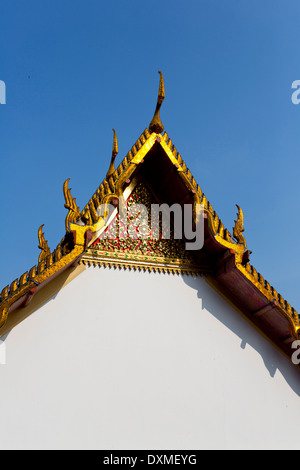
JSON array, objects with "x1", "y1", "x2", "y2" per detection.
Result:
[{"x1": 0, "y1": 73, "x2": 298, "y2": 362}]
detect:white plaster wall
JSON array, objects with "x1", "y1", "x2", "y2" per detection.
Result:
[{"x1": 0, "y1": 266, "x2": 300, "y2": 450}]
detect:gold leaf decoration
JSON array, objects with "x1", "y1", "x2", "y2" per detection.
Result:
[
  {"x1": 233, "y1": 204, "x2": 247, "y2": 249},
  {"x1": 38, "y1": 224, "x2": 51, "y2": 263},
  {"x1": 149, "y1": 71, "x2": 165, "y2": 134},
  {"x1": 106, "y1": 129, "x2": 119, "y2": 179},
  {"x1": 63, "y1": 178, "x2": 81, "y2": 233}
]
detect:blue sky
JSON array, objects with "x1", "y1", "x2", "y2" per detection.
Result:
[{"x1": 0, "y1": 0, "x2": 300, "y2": 311}]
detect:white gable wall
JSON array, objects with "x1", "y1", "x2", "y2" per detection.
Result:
[{"x1": 0, "y1": 266, "x2": 299, "y2": 450}]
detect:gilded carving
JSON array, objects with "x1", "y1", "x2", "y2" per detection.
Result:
[
  {"x1": 149, "y1": 71, "x2": 165, "y2": 134},
  {"x1": 63, "y1": 178, "x2": 81, "y2": 233},
  {"x1": 106, "y1": 129, "x2": 119, "y2": 179},
  {"x1": 233, "y1": 204, "x2": 247, "y2": 249},
  {"x1": 38, "y1": 224, "x2": 51, "y2": 263}
]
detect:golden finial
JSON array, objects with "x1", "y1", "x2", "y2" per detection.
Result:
[
  {"x1": 149, "y1": 71, "x2": 165, "y2": 134},
  {"x1": 63, "y1": 178, "x2": 81, "y2": 232},
  {"x1": 106, "y1": 129, "x2": 119, "y2": 179},
  {"x1": 233, "y1": 204, "x2": 247, "y2": 249},
  {"x1": 38, "y1": 224, "x2": 51, "y2": 263}
]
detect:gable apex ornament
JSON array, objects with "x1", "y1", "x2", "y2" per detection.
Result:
[
  {"x1": 149, "y1": 71, "x2": 165, "y2": 134},
  {"x1": 106, "y1": 128, "x2": 119, "y2": 179}
]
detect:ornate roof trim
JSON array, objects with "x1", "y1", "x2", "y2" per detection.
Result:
[{"x1": 81, "y1": 253, "x2": 202, "y2": 276}]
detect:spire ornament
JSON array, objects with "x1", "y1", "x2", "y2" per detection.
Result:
[
  {"x1": 149, "y1": 71, "x2": 165, "y2": 134},
  {"x1": 233, "y1": 204, "x2": 247, "y2": 249},
  {"x1": 38, "y1": 224, "x2": 51, "y2": 263},
  {"x1": 106, "y1": 129, "x2": 119, "y2": 179}
]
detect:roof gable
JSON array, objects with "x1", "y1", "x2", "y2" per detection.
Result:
[{"x1": 0, "y1": 73, "x2": 298, "y2": 361}]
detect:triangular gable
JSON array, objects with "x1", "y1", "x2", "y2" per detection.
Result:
[{"x1": 0, "y1": 75, "x2": 298, "y2": 362}]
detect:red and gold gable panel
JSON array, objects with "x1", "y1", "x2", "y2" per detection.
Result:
[{"x1": 81, "y1": 182, "x2": 201, "y2": 274}]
